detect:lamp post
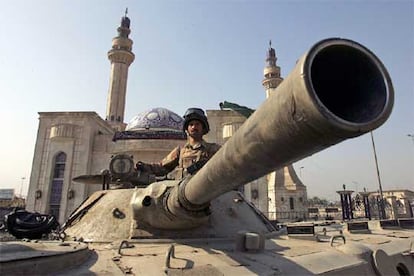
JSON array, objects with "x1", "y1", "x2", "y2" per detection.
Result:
[
  {"x1": 370, "y1": 131, "x2": 386, "y2": 219},
  {"x1": 408, "y1": 134, "x2": 414, "y2": 145},
  {"x1": 19, "y1": 177, "x2": 26, "y2": 198},
  {"x1": 299, "y1": 166, "x2": 304, "y2": 178},
  {"x1": 352, "y1": 181, "x2": 359, "y2": 193}
]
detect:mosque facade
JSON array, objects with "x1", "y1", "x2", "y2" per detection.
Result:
[{"x1": 26, "y1": 14, "x2": 307, "y2": 223}]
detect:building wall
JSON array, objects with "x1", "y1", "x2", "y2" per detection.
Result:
[
  {"x1": 205, "y1": 109, "x2": 247, "y2": 145},
  {"x1": 26, "y1": 111, "x2": 188, "y2": 223},
  {"x1": 26, "y1": 112, "x2": 114, "y2": 223},
  {"x1": 266, "y1": 167, "x2": 307, "y2": 221}
]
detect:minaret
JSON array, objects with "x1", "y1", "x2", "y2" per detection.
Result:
[
  {"x1": 262, "y1": 41, "x2": 283, "y2": 98},
  {"x1": 106, "y1": 9, "x2": 135, "y2": 131}
]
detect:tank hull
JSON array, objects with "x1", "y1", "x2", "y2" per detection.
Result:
[{"x1": 2, "y1": 223, "x2": 413, "y2": 275}]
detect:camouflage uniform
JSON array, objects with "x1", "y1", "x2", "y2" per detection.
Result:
[{"x1": 142, "y1": 140, "x2": 220, "y2": 180}]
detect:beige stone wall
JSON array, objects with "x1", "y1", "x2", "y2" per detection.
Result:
[
  {"x1": 279, "y1": 168, "x2": 307, "y2": 221},
  {"x1": 266, "y1": 167, "x2": 307, "y2": 221},
  {"x1": 26, "y1": 112, "x2": 114, "y2": 223},
  {"x1": 26, "y1": 110, "x2": 189, "y2": 223},
  {"x1": 205, "y1": 110, "x2": 247, "y2": 145}
]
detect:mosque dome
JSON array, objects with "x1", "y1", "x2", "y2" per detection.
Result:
[
  {"x1": 125, "y1": 107, "x2": 184, "y2": 132},
  {"x1": 113, "y1": 108, "x2": 186, "y2": 141}
]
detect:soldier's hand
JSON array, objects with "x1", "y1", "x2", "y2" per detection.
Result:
[{"x1": 136, "y1": 161, "x2": 147, "y2": 171}]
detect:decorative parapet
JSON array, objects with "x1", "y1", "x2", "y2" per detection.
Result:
[
  {"x1": 107, "y1": 49, "x2": 135, "y2": 65},
  {"x1": 50, "y1": 124, "x2": 75, "y2": 139},
  {"x1": 112, "y1": 130, "x2": 186, "y2": 141}
]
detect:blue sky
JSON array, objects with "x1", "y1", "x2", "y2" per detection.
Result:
[{"x1": 0, "y1": 0, "x2": 413, "y2": 200}]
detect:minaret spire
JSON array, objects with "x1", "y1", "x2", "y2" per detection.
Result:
[
  {"x1": 105, "y1": 11, "x2": 135, "y2": 131},
  {"x1": 262, "y1": 40, "x2": 283, "y2": 98}
]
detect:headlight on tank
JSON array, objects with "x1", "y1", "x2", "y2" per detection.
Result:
[{"x1": 109, "y1": 154, "x2": 134, "y2": 179}]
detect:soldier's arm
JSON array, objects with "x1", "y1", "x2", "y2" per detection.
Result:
[
  {"x1": 158, "y1": 146, "x2": 180, "y2": 173},
  {"x1": 137, "y1": 146, "x2": 180, "y2": 176}
]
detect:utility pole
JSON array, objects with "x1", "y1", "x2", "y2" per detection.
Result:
[{"x1": 370, "y1": 131, "x2": 386, "y2": 219}]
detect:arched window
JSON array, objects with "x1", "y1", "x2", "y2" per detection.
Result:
[
  {"x1": 49, "y1": 152, "x2": 66, "y2": 220},
  {"x1": 289, "y1": 197, "x2": 295, "y2": 210}
]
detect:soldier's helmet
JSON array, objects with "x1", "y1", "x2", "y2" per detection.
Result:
[{"x1": 183, "y1": 108, "x2": 210, "y2": 134}]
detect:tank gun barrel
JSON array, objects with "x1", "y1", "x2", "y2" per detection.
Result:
[{"x1": 169, "y1": 38, "x2": 394, "y2": 215}]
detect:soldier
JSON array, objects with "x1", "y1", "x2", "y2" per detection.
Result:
[{"x1": 136, "y1": 108, "x2": 221, "y2": 180}]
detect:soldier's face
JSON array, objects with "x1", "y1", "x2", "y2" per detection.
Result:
[{"x1": 187, "y1": 120, "x2": 204, "y2": 139}]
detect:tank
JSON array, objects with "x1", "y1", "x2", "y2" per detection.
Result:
[{"x1": 1, "y1": 38, "x2": 413, "y2": 276}]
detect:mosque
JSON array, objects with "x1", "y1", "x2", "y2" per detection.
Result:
[{"x1": 26, "y1": 14, "x2": 307, "y2": 223}]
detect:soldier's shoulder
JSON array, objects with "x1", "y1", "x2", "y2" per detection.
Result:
[{"x1": 205, "y1": 142, "x2": 221, "y2": 152}]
